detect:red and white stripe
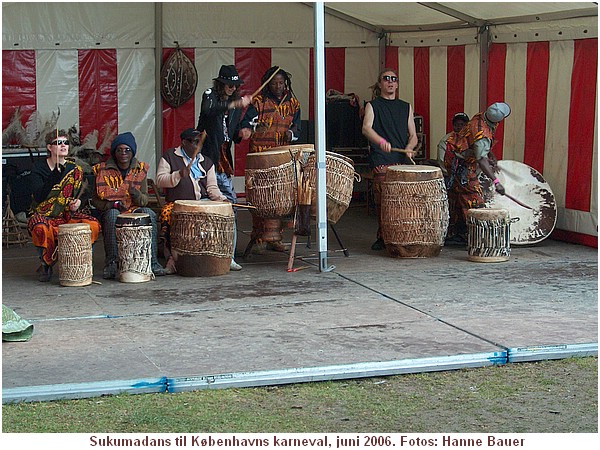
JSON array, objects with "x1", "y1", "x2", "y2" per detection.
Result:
[{"x1": 3, "y1": 38, "x2": 596, "y2": 246}]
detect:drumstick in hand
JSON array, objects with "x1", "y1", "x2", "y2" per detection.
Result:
[
  {"x1": 187, "y1": 131, "x2": 207, "y2": 169},
  {"x1": 391, "y1": 148, "x2": 416, "y2": 165}
]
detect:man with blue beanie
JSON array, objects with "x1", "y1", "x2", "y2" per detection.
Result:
[{"x1": 91, "y1": 132, "x2": 166, "y2": 279}]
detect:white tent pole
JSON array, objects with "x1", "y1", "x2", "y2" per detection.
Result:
[
  {"x1": 314, "y1": 2, "x2": 333, "y2": 272},
  {"x1": 155, "y1": 2, "x2": 163, "y2": 166},
  {"x1": 478, "y1": 25, "x2": 490, "y2": 112}
]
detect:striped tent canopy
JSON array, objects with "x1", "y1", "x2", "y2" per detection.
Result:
[{"x1": 2, "y1": 2, "x2": 597, "y2": 246}]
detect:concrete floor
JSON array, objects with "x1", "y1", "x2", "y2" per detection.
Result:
[{"x1": 2, "y1": 204, "x2": 597, "y2": 401}]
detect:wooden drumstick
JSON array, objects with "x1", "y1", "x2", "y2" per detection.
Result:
[
  {"x1": 232, "y1": 203, "x2": 257, "y2": 210},
  {"x1": 250, "y1": 66, "x2": 281, "y2": 98},
  {"x1": 391, "y1": 148, "x2": 416, "y2": 165},
  {"x1": 186, "y1": 131, "x2": 207, "y2": 169}
]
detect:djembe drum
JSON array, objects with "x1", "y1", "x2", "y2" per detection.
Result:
[
  {"x1": 116, "y1": 213, "x2": 153, "y2": 283},
  {"x1": 466, "y1": 208, "x2": 511, "y2": 263},
  {"x1": 171, "y1": 200, "x2": 234, "y2": 276},
  {"x1": 57, "y1": 223, "x2": 93, "y2": 287},
  {"x1": 304, "y1": 151, "x2": 356, "y2": 223},
  {"x1": 381, "y1": 165, "x2": 449, "y2": 258}
]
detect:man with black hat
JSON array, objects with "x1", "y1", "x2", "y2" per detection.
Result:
[
  {"x1": 155, "y1": 127, "x2": 242, "y2": 272},
  {"x1": 437, "y1": 112, "x2": 469, "y2": 177},
  {"x1": 92, "y1": 132, "x2": 166, "y2": 279},
  {"x1": 197, "y1": 64, "x2": 252, "y2": 204},
  {"x1": 444, "y1": 102, "x2": 510, "y2": 244}
]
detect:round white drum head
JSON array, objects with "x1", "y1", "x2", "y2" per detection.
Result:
[{"x1": 479, "y1": 160, "x2": 557, "y2": 245}]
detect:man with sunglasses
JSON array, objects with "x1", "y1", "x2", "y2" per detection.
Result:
[
  {"x1": 155, "y1": 128, "x2": 242, "y2": 273},
  {"x1": 91, "y1": 132, "x2": 166, "y2": 279},
  {"x1": 28, "y1": 130, "x2": 101, "y2": 282},
  {"x1": 362, "y1": 68, "x2": 419, "y2": 250}
]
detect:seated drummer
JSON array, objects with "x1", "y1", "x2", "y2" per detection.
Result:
[
  {"x1": 91, "y1": 132, "x2": 166, "y2": 279},
  {"x1": 28, "y1": 129, "x2": 101, "y2": 282},
  {"x1": 155, "y1": 128, "x2": 240, "y2": 274}
]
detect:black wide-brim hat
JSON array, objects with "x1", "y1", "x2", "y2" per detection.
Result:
[{"x1": 214, "y1": 65, "x2": 244, "y2": 86}]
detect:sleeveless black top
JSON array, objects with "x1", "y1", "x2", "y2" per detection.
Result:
[{"x1": 368, "y1": 96, "x2": 411, "y2": 167}]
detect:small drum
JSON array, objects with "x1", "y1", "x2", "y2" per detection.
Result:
[
  {"x1": 171, "y1": 200, "x2": 234, "y2": 277},
  {"x1": 57, "y1": 223, "x2": 93, "y2": 287},
  {"x1": 116, "y1": 213, "x2": 153, "y2": 283},
  {"x1": 467, "y1": 208, "x2": 511, "y2": 263},
  {"x1": 381, "y1": 165, "x2": 449, "y2": 258},
  {"x1": 245, "y1": 145, "x2": 313, "y2": 218},
  {"x1": 305, "y1": 151, "x2": 356, "y2": 223}
]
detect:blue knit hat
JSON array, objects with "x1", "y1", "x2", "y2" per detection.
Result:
[{"x1": 111, "y1": 132, "x2": 137, "y2": 157}]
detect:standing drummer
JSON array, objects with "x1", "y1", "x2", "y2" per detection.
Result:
[
  {"x1": 238, "y1": 66, "x2": 302, "y2": 253},
  {"x1": 155, "y1": 128, "x2": 240, "y2": 274},
  {"x1": 362, "y1": 68, "x2": 418, "y2": 251},
  {"x1": 444, "y1": 102, "x2": 509, "y2": 245},
  {"x1": 92, "y1": 132, "x2": 166, "y2": 279}
]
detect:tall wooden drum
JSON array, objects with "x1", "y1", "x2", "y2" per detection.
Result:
[
  {"x1": 116, "y1": 213, "x2": 153, "y2": 283},
  {"x1": 171, "y1": 200, "x2": 234, "y2": 277},
  {"x1": 381, "y1": 165, "x2": 449, "y2": 258},
  {"x1": 305, "y1": 151, "x2": 356, "y2": 223},
  {"x1": 467, "y1": 208, "x2": 511, "y2": 263},
  {"x1": 57, "y1": 223, "x2": 93, "y2": 287}
]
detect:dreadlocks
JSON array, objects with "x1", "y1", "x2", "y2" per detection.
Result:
[{"x1": 261, "y1": 66, "x2": 297, "y2": 99}]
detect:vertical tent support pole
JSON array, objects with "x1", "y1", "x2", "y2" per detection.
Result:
[
  {"x1": 314, "y1": 2, "x2": 333, "y2": 272},
  {"x1": 478, "y1": 24, "x2": 490, "y2": 112},
  {"x1": 155, "y1": 2, "x2": 163, "y2": 167}
]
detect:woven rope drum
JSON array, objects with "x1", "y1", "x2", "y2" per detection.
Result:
[
  {"x1": 171, "y1": 200, "x2": 234, "y2": 276},
  {"x1": 381, "y1": 165, "x2": 449, "y2": 258},
  {"x1": 304, "y1": 151, "x2": 356, "y2": 224}
]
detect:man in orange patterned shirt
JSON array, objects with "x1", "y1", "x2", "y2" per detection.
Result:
[{"x1": 92, "y1": 132, "x2": 166, "y2": 279}]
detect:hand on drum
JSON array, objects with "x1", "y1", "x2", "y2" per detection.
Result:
[
  {"x1": 239, "y1": 128, "x2": 252, "y2": 140},
  {"x1": 68, "y1": 198, "x2": 81, "y2": 211}
]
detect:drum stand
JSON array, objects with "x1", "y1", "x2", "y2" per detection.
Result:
[{"x1": 287, "y1": 222, "x2": 349, "y2": 271}]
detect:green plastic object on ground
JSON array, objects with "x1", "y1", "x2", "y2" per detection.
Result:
[{"x1": 2, "y1": 304, "x2": 34, "y2": 342}]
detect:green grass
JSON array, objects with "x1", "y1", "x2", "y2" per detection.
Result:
[{"x1": 2, "y1": 357, "x2": 597, "y2": 433}]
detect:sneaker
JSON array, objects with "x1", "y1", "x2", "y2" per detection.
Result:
[
  {"x1": 371, "y1": 238, "x2": 386, "y2": 250},
  {"x1": 152, "y1": 263, "x2": 167, "y2": 277},
  {"x1": 36, "y1": 264, "x2": 52, "y2": 282},
  {"x1": 230, "y1": 260, "x2": 242, "y2": 271},
  {"x1": 103, "y1": 261, "x2": 118, "y2": 280},
  {"x1": 266, "y1": 241, "x2": 289, "y2": 252},
  {"x1": 444, "y1": 234, "x2": 467, "y2": 246}
]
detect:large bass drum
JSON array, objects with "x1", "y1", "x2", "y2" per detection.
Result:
[{"x1": 480, "y1": 160, "x2": 556, "y2": 245}]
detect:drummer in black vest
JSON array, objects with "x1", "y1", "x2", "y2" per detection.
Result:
[
  {"x1": 362, "y1": 68, "x2": 418, "y2": 250},
  {"x1": 155, "y1": 128, "x2": 236, "y2": 274}
]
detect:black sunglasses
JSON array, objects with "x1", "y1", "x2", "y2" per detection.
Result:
[
  {"x1": 51, "y1": 139, "x2": 70, "y2": 146},
  {"x1": 382, "y1": 75, "x2": 398, "y2": 82},
  {"x1": 115, "y1": 147, "x2": 133, "y2": 154},
  {"x1": 186, "y1": 138, "x2": 201, "y2": 144}
]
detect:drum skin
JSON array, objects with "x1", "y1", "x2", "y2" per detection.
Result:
[
  {"x1": 57, "y1": 223, "x2": 93, "y2": 287},
  {"x1": 171, "y1": 200, "x2": 234, "y2": 277},
  {"x1": 116, "y1": 213, "x2": 153, "y2": 283},
  {"x1": 381, "y1": 165, "x2": 449, "y2": 258},
  {"x1": 467, "y1": 208, "x2": 511, "y2": 263},
  {"x1": 479, "y1": 160, "x2": 557, "y2": 245}
]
